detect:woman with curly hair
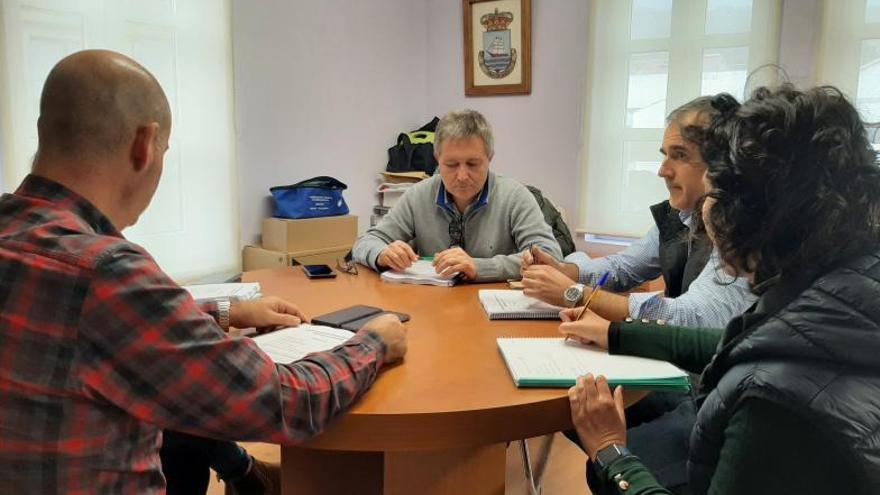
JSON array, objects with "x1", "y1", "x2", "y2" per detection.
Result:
[{"x1": 561, "y1": 85, "x2": 880, "y2": 495}]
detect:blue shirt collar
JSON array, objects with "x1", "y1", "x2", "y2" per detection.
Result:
[{"x1": 436, "y1": 176, "x2": 491, "y2": 214}]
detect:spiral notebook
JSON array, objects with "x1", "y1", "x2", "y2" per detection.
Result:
[
  {"x1": 497, "y1": 337, "x2": 690, "y2": 391},
  {"x1": 478, "y1": 290, "x2": 564, "y2": 320}
]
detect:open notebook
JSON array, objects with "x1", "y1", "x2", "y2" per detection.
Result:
[
  {"x1": 380, "y1": 260, "x2": 457, "y2": 287},
  {"x1": 497, "y1": 337, "x2": 690, "y2": 391},
  {"x1": 479, "y1": 290, "x2": 564, "y2": 320},
  {"x1": 253, "y1": 324, "x2": 353, "y2": 363}
]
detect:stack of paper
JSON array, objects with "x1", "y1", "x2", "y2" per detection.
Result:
[
  {"x1": 497, "y1": 338, "x2": 690, "y2": 391},
  {"x1": 380, "y1": 260, "x2": 457, "y2": 287},
  {"x1": 183, "y1": 282, "x2": 262, "y2": 304},
  {"x1": 479, "y1": 290, "x2": 563, "y2": 320},
  {"x1": 253, "y1": 324, "x2": 354, "y2": 363}
]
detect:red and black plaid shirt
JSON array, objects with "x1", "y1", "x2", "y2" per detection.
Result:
[{"x1": 0, "y1": 175, "x2": 387, "y2": 494}]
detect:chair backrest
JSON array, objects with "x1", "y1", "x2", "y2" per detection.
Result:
[{"x1": 525, "y1": 185, "x2": 576, "y2": 257}]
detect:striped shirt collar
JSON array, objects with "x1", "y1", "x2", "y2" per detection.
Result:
[{"x1": 679, "y1": 209, "x2": 694, "y2": 229}]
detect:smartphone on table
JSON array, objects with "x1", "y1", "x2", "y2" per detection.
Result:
[{"x1": 302, "y1": 264, "x2": 336, "y2": 279}]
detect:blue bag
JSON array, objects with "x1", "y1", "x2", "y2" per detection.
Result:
[{"x1": 270, "y1": 176, "x2": 350, "y2": 219}]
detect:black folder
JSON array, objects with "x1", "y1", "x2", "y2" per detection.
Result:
[{"x1": 312, "y1": 305, "x2": 410, "y2": 332}]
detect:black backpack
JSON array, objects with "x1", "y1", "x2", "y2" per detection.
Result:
[
  {"x1": 526, "y1": 185, "x2": 576, "y2": 257},
  {"x1": 386, "y1": 117, "x2": 440, "y2": 175}
]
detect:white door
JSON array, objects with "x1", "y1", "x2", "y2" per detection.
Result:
[{"x1": 0, "y1": 0, "x2": 240, "y2": 282}]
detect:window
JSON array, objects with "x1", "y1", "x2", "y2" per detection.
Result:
[
  {"x1": 578, "y1": 0, "x2": 782, "y2": 237},
  {"x1": 818, "y1": 0, "x2": 880, "y2": 136},
  {"x1": 0, "y1": 0, "x2": 239, "y2": 282},
  {"x1": 0, "y1": 128, "x2": 5, "y2": 192}
]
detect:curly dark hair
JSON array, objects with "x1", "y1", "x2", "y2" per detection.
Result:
[{"x1": 701, "y1": 84, "x2": 880, "y2": 284}]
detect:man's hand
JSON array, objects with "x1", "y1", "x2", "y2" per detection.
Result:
[
  {"x1": 521, "y1": 246, "x2": 561, "y2": 270},
  {"x1": 559, "y1": 307, "x2": 610, "y2": 349},
  {"x1": 230, "y1": 296, "x2": 305, "y2": 331},
  {"x1": 360, "y1": 313, "x2": 408, "y2": 365},
  {"x1": 378, "y1": 241, "x2": 418, "y2": 271},
  {"x1": 569, "y1": 374, "x2": 627, "y2": 460},
  {"x1": 433, "y1": 247, "x2": 477, "y2": 280},
  {"x1": 522, "y1": 265, "x2": 577, "y2": 306},
  {"x1": 522, "y1": 247, "x2": 579, "y2": 280}
]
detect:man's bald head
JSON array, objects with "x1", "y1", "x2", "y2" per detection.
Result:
[{"x1": 36, "y1": 49, "x2": 171, "y2": 162}]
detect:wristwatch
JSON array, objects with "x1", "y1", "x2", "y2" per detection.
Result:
[
  {"x1": 217, "y1": 299, "x2": 231, "y2": 331},
  {"x1": 563, "y1": 283, "x2": 586, "y2": 308},
  {"x1": 594, "y1": 443, "x2": 633, "y2": 471}
]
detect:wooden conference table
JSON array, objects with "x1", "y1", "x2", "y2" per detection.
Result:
[{"x1": 243, "y1": 267, "x2": 617, "y2": 495}]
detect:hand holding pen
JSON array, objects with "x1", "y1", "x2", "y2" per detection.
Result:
[
  {"x1": 520, "y1": 245, "x2": 542, "y2": 269},
  {"x1": 575, "y1": 272, "x2": 610, "y2": 321},
  {"x1": 559, "y1": 272, "x2": 611, "y2": 349},
  {"x1": 523, "y1": 245, "x2": 558, "y2": 269},
  {"x1": 530, "y1": 245, "x2": 542, "y2": 265}
]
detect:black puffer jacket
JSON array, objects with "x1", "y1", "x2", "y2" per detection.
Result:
[{"x1": 689, "y1": 251, "x2": 880, "y2": 494}]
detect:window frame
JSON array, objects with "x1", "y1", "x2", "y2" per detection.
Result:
[{"x1": 577, "y1": 0, "x2": 782, "y2": 237}]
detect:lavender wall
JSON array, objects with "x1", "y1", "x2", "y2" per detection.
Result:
[
  {"x1": 232, "y1": 0, "x2": 430, "y2": 245},
  {"x1": 425, "y1": 1, "x2": 589, "y2": 229},
  {"x1": 232, "y1": 0, "x2": 588, "y2": 246}
]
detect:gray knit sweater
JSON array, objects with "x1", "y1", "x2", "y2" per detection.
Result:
[{"x1": 353, "y1": 172, "x2": 562, "y2": 282}]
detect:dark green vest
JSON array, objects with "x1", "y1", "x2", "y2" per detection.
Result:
[{"x1": 649, "y1": 201, "x2": 712, "y2": 298}]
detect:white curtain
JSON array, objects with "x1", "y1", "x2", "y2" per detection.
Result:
[
  {"x1": 578, "y1": 0, "x2": 782, "y2": 237},
  {"x1": 817, "y1": 0, "x2": 880, "y2": 130},
  {"x1": 0, "y1": 0, "x2": 240, "y2": 283}
]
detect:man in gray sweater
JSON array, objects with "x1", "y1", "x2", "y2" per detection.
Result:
[{"x1": 353, "y1": 109, "x2": 561, "y2": 282}]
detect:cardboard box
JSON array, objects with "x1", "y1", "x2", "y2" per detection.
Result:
[
  {"x1": 243, "y1": 245, "x2": 288, "y2": 270},
  {"x1": 262, "y1": 215, "x2": 357, "y2": 252},
  {"x1": 242, "y1": 245, "x2": 352, "y2": 271},
  {"x1": 290, "y1": 245, "x2": 351, "y2": 266}
]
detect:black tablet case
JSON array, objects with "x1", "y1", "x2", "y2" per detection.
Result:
[{"x1": 312, "y1": 305, "x2": 410, "y2": 332}]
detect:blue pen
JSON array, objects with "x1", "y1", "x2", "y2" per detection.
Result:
[{"x1": 574, "y1": 272, "x2": 610, "y2": 321}]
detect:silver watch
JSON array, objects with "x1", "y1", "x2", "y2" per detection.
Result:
[
  {"x1": 563, "y1": 283, "x2": 585, "y2": 308},
  {"x1": 217, "y1": 299, "x2": 231, "y2": 331}
]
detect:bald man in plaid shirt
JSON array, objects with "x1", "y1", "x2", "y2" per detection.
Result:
[{"x1": 0, "y1": 50, "x2": 407, "y2": 494}]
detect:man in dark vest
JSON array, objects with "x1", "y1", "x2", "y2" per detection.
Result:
[
  {"x1": 565, "y1": 86, "x2": 880, "y2": 495},
  {"x1": 521, "y1": 96, "x2": 754, "y2": 328},
  {"x1": 523, "y1": 96, "x2": 755, "y2": 492}
]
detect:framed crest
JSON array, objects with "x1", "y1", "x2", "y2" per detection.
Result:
[{"x1": 463, "y1": 0, "x2": 532, "y2": 96}]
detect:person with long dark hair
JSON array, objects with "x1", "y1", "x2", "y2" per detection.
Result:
[{"x1": 561, "y1": 85, "x2": 880, "y2": 494}]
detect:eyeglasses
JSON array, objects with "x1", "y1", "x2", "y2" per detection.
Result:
[
  {"x1": 336, "y1": 258, "x2": 358, "y2": 275},
  {"x1": 448, "y1": 215, "x2": 465, "y2": 248}
]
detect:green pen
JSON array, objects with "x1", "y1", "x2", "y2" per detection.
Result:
[{"x1": 419, "y1": 255, "x2": 435, "y2": 261}]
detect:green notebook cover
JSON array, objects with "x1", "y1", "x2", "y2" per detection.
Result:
[
  {"x1": 515, "y1": 377, "x2": 691, "y2": 391},
  {"x1": 497, "y1": 337, "x2": 691, "y2": 392}
]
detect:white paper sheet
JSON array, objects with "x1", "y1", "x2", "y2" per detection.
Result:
[{"x1": 253, "y1": 324, "x2": 354, "y2": 363}]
